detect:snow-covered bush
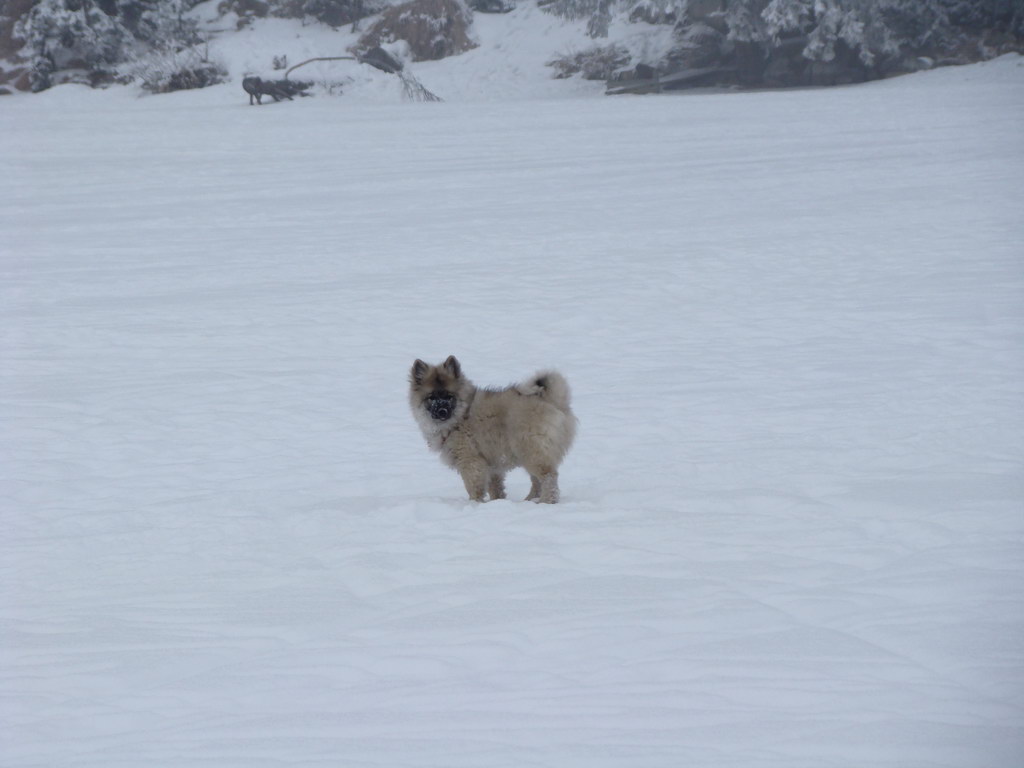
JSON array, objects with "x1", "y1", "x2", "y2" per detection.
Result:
[
  {"x1": 548, "y1": 43, "x2": 630, "y2": 78},
  {"x1": 121, "y1": 46, "x2": 228, "y2": 93}
]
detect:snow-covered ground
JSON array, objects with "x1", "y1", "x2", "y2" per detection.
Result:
[{"x1": 3, "y1": 49, "x2": 1024, "y2": 767}]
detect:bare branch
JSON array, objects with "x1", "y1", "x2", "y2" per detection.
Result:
[{"x1": 284, "y1": 56, "x2": 356, "y2": 80}]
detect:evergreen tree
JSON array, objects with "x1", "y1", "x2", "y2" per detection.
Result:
[
  {"x1": 724, "y1": 0, "x2": 770, "y2": 42},
  {"x1": 17, "y1": 0, "x2": 126, "y2": 89},
  {"x1": 940, "y1": 0, "x2": 1024, "y2": 34},
  {"x1": 761, "y1": 0, "x2": 952, "y2": 65},
  {"x1": 16, "y1": 0, "x2": 202, "y2": 91}
]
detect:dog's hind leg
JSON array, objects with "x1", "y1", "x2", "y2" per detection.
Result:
[
  {"x1": 538, "y1": 471, "x2": 560, "y2": 503},
  {"x1": 488, "y1": 472, "x2": 507, "y2": 501},
  {"x1": 525, "y1": 465, "x2": 559, "y2": 503}
]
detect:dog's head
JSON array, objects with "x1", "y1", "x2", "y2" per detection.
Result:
[{"x1": 410, "y1": 355, "x2": 468, "y2": 424}]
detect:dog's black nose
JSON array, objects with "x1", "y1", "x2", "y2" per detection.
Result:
[{"x1": 427, "y1": 394, "x2": 455, "y2": 421}]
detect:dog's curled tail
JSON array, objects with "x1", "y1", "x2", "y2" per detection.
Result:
[{"x1": 520, "y1": 370, "x2": 572, "y2": 413}]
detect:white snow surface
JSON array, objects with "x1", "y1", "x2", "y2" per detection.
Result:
[{"x1": 3, "y1": 46, "x2": 1024, "y2": 767}]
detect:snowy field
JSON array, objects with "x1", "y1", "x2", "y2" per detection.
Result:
[{"x1": 3, "y1": 55, "x2": 1024, "y2": 767}]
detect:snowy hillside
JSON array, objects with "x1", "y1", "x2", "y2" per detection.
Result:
[
  {"x1": 3, "y1": 53, "x2": 1024, "y2": 767},
  {"x1": 6, "y1": 0, "x2": 1022, "y2": 96},
  {"x1": 193, "y1": 1, "x2": 613, "y2": 102}
]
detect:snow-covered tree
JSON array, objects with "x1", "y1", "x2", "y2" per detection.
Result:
[
  {"x1": 940, "y1": 0, "x2": 1024, "y2": 34},
  {"x1": 878, "y1": 0, "x2": 950, "y2": 51},
  {"x1": 17, "y1": 0, "x2": 124, "y2": 89},
  {"x1": 15, "y1": 0, "x2": 204, "y2": 91},
  {"x1": 724, "y1": 0, "x2": 769, "y2": 42},
  {"x1": 540, "y1": 0, "x2": 626, "y2": 37},
  {"x1": 540, "y1": 0, "x2": 608, "y2": 21},
  {"x1": 627, "y1": 0, "x2": 684, "y2": 25},
  {"x1": 761, "y1": 0, "x2": 952, "y2": 66}
]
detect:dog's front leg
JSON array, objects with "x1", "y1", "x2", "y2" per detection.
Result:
[
  {"x1": 457, "y1": 459, "x2": 488, "y2": 502},
  {"x1": 488, "y1": 472, "x2": 507, "y2": 501}
]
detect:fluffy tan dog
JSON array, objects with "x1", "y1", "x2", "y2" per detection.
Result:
[{"x1": 409, "y1": 356, "x2": 576, "y2": 503}]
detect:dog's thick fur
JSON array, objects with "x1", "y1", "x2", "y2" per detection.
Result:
[{"x1": 409, "y1": 356, "x2": 576, "y2": 503}]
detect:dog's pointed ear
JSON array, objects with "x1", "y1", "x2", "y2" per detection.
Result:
[
  {"x1": 411, "y1": 359, "x2": 428, "y2": 385},
  {"x1": 442, "y1": 355, "x2": 461, "y2": 379}
]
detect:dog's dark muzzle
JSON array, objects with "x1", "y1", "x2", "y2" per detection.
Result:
[{"x1": 427, "y1": 394, "x2": 456, "y2": 422}]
